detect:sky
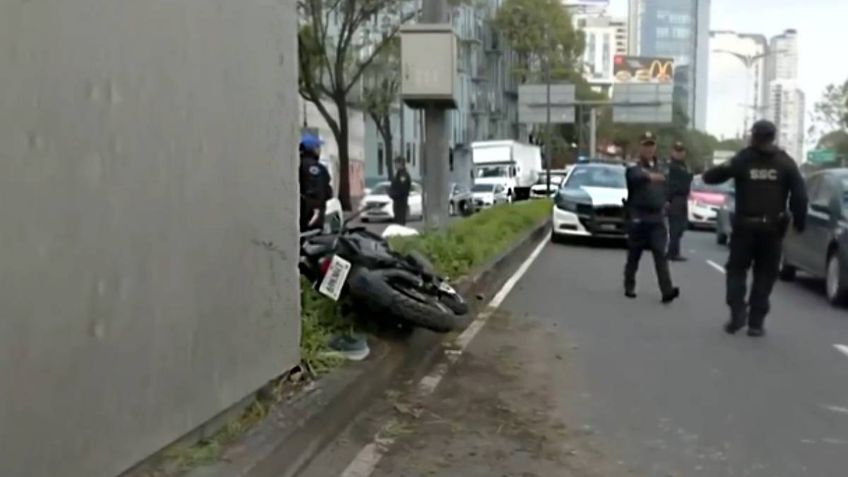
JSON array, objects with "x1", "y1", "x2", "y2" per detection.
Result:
[{"x1": 607, "y1": 0, "x2": 848, "y2": 141}]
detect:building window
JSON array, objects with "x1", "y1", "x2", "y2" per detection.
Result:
[
  {"x1": 602, "y1": 34, "x2": 611, "y2": 77},
  {"x1": 449, "y1": 148, "x2": 455, "y2": 172},
  {"x1": 412, "y1": 144, "x2": 417, "y2": 167},
  {"x1": 406, "y1": 143, "x2": 411, "y2": 164}
]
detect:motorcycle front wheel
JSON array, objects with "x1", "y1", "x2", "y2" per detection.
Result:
[{"x1": 348, "y1": 269, "x2": 469, "y2": 333}]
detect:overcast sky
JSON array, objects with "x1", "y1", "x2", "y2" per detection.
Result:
[{"x1": 608, "y1": 0, "x2": 848, "y2": 139}]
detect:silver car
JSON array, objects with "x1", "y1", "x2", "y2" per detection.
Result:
[{"x1": 449, "y1": 183, "x2": 474, "y2": 216}]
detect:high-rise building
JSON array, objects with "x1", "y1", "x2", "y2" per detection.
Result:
[
  {"x1": 762, "y1": 29, "x2": 805, "y2": 163},
  {"x1": 768, "y1": 80, "x2": 805, "y2": 162},
  {"x1": 706, "y1": 31, "x2": 768, "y2": 139},
  {"x1": 627, "y1": 0, "x2": 710, "y2": 130},
  {"x1": 577, "y1": 15, "x2": 629, "y2": 86}
]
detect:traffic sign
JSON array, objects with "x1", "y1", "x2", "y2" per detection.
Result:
[{"x1": 807, "y1": 149, "x2": 836, "y2": 165}]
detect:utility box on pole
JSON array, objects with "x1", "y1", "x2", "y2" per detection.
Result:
[{"x1": 400, "y1": 24, "x2": 458, "y2": 110}]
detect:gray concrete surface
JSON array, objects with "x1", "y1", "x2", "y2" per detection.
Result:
[
  {"x1": 299, "y1": 231, "x2": 848, "y2": 476},
  {"x1": 0, "y1": 2, "x2": 299, "y2": 477}
]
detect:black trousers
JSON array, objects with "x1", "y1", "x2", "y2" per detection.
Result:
[
  {"x1": 624, "y1": 219, "x2": 674, "y2": 295},
  {"x1": 667, "y1": 196, "x2": 688, "y2": 258},
  {"x1": 726, "y1": 222, "x2": 783, "y2": 329},
  {"x1": 393, "y1": 197, "x2": 408, "y2": 225}
]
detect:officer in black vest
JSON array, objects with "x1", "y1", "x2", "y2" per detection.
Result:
[
  {"x1": 624, "y1": 132, "x2": 680, "y2": 303},
  {"x1": 666, "y1": 141, "x2": 693, "y2": 261},
  {"x1": 702, "y1": 120, "x2": 808, "y2": 337},
  {"x1": 298, "y1": 134, "x2": 333, "y2": 233}
]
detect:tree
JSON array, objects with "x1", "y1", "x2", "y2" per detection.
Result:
[
  {"x1": 494, "y1": 0, "x2": 584, "y2": 83},
  {"x1": 809, "y1": 79, "x2": 848, "y2": 142},
  {"x1": 818, "y1": 130, "x2": 848, "y2": 157},
  {"x1": 298, "y1": 0, "x2": 414, "y2": 210},
  {"x1": 361, "y1": 36, "x2": 400, "y2": 180}
]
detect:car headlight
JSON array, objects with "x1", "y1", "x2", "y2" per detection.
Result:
[{"x1": 554, "y1": 194, "x2": 578, "y2": 212}]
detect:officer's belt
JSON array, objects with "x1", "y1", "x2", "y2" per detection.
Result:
[{"x1": 736, "y1": 213, "x2": 786, "y2": 225}]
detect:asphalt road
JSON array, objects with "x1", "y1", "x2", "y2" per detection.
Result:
[{"x1": 299, "y1": 230, "x2": 848, "y2": 477}]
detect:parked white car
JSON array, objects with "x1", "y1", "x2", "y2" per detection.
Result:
[
  {"x1": 530, "y1": 168, "x2": 571, "y2": 198},
  {"x1": 359, "y1": 181, "x2": 423, "y2": 222},
  {"x1": 472, "y1": 182, "x2": 509, "y2": 210}
]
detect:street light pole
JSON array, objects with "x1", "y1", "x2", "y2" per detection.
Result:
[
  {"x1": 420, "y1": 0, "x2": 450, "y2": 229},
  {"x1": 545, "y1": 55, "x2": 552, "y2": 195}
]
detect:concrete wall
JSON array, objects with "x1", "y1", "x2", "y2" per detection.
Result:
[{"x1": 0, "y1": 2, "x2": 300, "y2": 476}]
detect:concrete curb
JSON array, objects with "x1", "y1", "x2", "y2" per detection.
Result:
[{"x1": 175, "y1": 218, "x2": 552, "y2": 477}]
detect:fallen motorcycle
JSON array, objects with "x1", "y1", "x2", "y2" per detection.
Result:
[{"x1": 299, "y1": 209, "x2": 470, "y2": 333}]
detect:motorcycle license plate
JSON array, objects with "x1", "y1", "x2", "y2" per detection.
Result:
[
  {"x1": 319, "y1": 255, "x2": 352, "y2": 301},
  {"x1": 437, "y1": 281, "x2": 456, "y2": 295}
]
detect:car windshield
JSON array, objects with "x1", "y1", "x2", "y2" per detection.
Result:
[
  {"x1": 692, "y1": 176, "x2": 733, "y2": 193},
  {"x1": 472, "y1": 184, "x2": 495, "y2": 192},
  {"x1": 369, "y1": 183, "x2": 391, "y2": 195},
  {"x1": 477, "y1": 166, "x2": 509, "y2": 178},
  {"x1": 563, "y1": 166, "x2": 625, "y2": 189}
]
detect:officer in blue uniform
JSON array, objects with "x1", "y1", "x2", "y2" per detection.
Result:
[
  {"x1": 299, "y1": 133, "x2": 333, "y2": 232},
  {"x1": 702, "y1": 120, "x2": 807, "y2": 337},
  {"x1": 666, "y1": 142, "x2": 693, "y2": 261},
  {"x1": 624, "y1": 132, "x2": 680, "y2": 303}
]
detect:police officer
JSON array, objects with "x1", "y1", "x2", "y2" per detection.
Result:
[
  {"x1": 702, "y1": 120, "x2": 807, "y2": 337},
  {"x1": 390, "y1": 156, "x2": 412, "y2": 225},
  {"x1": 298, "y1": 133, "x2": 332, "y2": 233},
  {"x1": 666, "y1": 141, "x2": 693, "y2": 261},
  {"x1": 624, "y1": 132, "x2": 681, "y2": 303}
]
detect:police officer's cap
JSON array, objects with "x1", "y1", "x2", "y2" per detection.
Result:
[
  {"x1": 672, "y1": 141, "x2": 686, "y2": 152},
  {"x1": 639, "y1": 131, "x2": 657, "y2": 145},
  {"x1": 751, "y1": 120, "x2": 777, "y2": 139},
  {"x1": 300, "y1": 133, "x2": 324, "y2": 151}
]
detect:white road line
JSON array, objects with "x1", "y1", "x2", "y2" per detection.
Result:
[
  {"x1": 339, "y1": 236, "x2": 550, "y2": 477},
  {"x1": 834, "y1": 344, "x2": 848, "y2": 358},
  {"x1": 706, "y1": 260, "x2": 726, "y2": 274},
  {"x1": 823, "y1": 405, "x2": 848, "y2": 416}
]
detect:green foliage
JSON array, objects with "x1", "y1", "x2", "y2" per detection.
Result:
[
  {"x1": 390, "y1": 200, "x2": 552, "y2": 279},
  {"x1": 810, "y1": 79, "x2": 848, "y2": 141},
  {"x1": 493, "y1": 0, "x2": 584, "y2": 83},
  {"x1": 817, "y1": 130, "x2": 848, "y2": 157}
]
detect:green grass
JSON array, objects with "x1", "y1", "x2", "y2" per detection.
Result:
[{"x1": 390, "y1": 199, "x2": 551, "y2": 279}]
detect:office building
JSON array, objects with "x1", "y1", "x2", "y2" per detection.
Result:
[
  {"x1": 363, "y1": 0, "x2": 521, "y2": 187},
  {"x1": 628, "y1": 0, "x2": 710, "y2": 129},
  {"x1": 768, "y1": 80, "x2": 805, "y2": 162},
  {"x1": 578, "y1": 15, "x2": 629, "y2": 86},
  {"x1": 706, "y1": 31, "x2": 768, "y2": 139},
  {"x1": 762, "y1": 29, "x2": 804, "y2": 163}
]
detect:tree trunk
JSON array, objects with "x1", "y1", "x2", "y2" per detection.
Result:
[
  {"x1": 382, "y1": 115, "x2": 394, "y2": 180},
  {"x1": 336, "y1": 100, "x2": 352, "y2": 211}
]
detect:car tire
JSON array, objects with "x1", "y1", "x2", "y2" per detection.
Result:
[
  {"x1": 825, "y1": 251, "x2": 848, "y2": 306},
  {"x1": 778, "y1": 255, "x2": 797, "y2": 282}
]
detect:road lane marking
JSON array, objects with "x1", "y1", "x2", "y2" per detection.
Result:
[
  {"x1": 339, "y1": 235, "x2": 550, "y2": 477},
  {"x1": 834, "y1": 344, "x2": 848, "y2": 358},
  {"x1": 706, "y1": 260, "x2": 726, "y2": 274},
  {"x1": 823, "y1": 405, "x2": 848, "y2": 416}
]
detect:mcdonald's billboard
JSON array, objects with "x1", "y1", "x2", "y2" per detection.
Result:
[{"x1": 613, "y1": 55, "x2": 674, "y2": 83}]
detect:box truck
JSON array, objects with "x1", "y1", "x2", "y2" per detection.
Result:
[{"x1": 471, "y1": 140, "x2": 542, "y2": 201}]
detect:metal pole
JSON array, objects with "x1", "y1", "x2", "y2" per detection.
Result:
[
  {"x1": 589, "y1": 107, "x2": 597, "y2": 159},
  {"x1": 545, "y1": 58, "x2": 552, "y2": 194},
  {"x1": 420, "y1": 0, "x2": 449, "y2": 229}
]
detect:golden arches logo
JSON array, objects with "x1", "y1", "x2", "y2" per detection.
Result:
[{"x1": 649, "y1": 60, "x2": 673, "y2": 81}]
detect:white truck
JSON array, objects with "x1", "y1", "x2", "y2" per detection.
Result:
[{"x1": 471, "y1": 140, "x2": 543, "y2": 201}]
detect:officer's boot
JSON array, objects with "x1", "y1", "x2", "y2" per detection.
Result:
[
  {"x1": 724, "y1": 308, "x2": 748, "y2": 335},
  {"x1": 747, "y1": 313, "x2": 767, "y2": 337}
]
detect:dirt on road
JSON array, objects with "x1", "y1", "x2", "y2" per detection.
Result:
[{"x1": 356, "y1": 310, "x2": 635, "y2": 477}]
